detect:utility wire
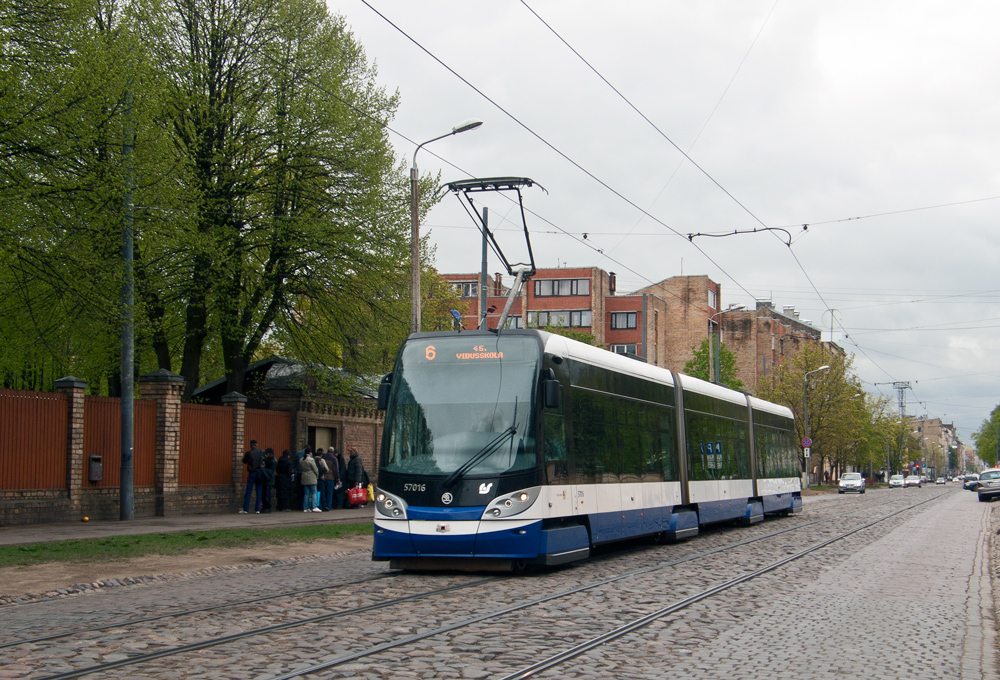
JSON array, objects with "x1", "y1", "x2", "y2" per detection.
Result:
[
  {"x1": 359, "y1": 0, "x2": 763, "y2": 306},
  {"x1": 516, "y1": 0, "x2": 899, "y2": 387}
]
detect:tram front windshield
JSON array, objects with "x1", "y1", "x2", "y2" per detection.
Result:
[{"x1": 382, "y1": 336, "x2": 538, "y2": 477}]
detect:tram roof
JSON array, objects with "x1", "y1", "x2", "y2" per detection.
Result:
[
  {"x1": 540, "y1": 331, "x2": 675, "y2": 388},
  {"x1": 749, "y1": 396, "x2": 795, "y2": 419}
]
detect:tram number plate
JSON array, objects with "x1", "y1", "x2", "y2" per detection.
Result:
[{"x1": 403, "y1": 483, "x2": 426, "y2": 492}]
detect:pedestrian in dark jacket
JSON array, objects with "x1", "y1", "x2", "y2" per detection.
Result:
[
  {"x1": 240, "y1": 440, "x2": 265, "y2": 514},
  {"x1": 275, "y1": 450, "x2": 294, "y2": 511},
  {"x1": 335, "y1": 449, "x2": 348, "y2": 508},
  {"x1": 260, "y1": 448, "x2": 277, "y2": 513},
  {"x1": 320, "y1": 448, "x2": 340, "y2": 511},
  {"x1": 346, "y1": 447, "x2": 366, "y2": 507},
  {"x1": 294, "y1": 445, "x2": 311, "y2": 510}
]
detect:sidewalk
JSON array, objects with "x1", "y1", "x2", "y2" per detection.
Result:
[{"x1": 0, "y1": 507, "x2": 374, "y2": 547}]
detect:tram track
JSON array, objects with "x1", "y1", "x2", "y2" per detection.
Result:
[
  {"x1": 7, "y1": 489, "x2": 949, "y2": 680},
  {"x1": 265, "y1": 492, "x2": 946, "y2": 680},
  {"x1": 5, "y1": 488, "x2": 933, "y2": 680}
]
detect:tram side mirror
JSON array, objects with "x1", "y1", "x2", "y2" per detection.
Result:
[
  {"x1": 377, "y1": 373, "x2": 392, "y2": 410},
  {"x1": 542, "y1": 369, "x2": 561, "y2": 409}
]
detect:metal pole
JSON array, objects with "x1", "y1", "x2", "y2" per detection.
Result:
[
  {"x1": 120, "y1": 87, "x2": 134, "y2": 521},
  {"x1": 408, "y1": 120, "x2": 483, "y2": 335},
  {"x1": 707, "y1": 320, "x2": 715, "y2": 383},
  {"x1": 803, "y1": 378, "x2": 809, "y2": 489},
  {"x1": 715, "y1": 325, "x2": 722, "y2": 385},
  {"x1": 410, "y1": 165, "x2": 421, "y2": 334},
  {"x1": 479, "y1": 207, "x2": 488, "y2": 329}
]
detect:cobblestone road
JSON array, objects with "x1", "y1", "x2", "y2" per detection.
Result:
[{"x1": 1, "y1": 487, "x2": 995, "y2": 680}]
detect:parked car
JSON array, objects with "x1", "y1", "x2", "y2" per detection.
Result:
[
  {"x1": 977, "y1": 469, "x2": 1000, "y2": 502},
  {"x1": 904, "y1": 475, "x2": 922, "y2": 488},
  {"x1": 889, "y1": 474, "x2": 905, "y2": 489},
  {"x1": 838, "y1": 472, "x2": 866, "y2": 494},
  {"x1": 964, "y1": 474, "x2": 981, "y2": 491}
]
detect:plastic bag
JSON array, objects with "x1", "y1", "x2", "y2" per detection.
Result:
[{"x1": 367, "y1": 483, "x2": 375, "y2": 501}]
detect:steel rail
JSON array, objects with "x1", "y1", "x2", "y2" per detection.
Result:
[{"x1": 498, "y1": 494, "x2": 944, "y2": 679}]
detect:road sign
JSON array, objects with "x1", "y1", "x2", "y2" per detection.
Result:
[
  {"x1": 802, "y1": 437, "x2": 812, "y2": 448},
  {"x1": 804, "y1": 447, "x2": 811, "y2": 458}
]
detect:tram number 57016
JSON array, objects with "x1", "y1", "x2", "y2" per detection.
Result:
[{"x1": 403, "y1": 483, "x2": 426, "y2": 492}]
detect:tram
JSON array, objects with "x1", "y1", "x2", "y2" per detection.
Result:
[{"x1": 372, "y1": 329, "x2": 801, "y2": 571}]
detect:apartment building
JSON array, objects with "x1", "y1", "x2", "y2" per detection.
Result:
[
  {"x1": 718, "y1": 302, "x2": 827, "y2": 393},
  {"x1": 441, "y1": 268, "x2": 707, "y2": 370},
  {"x1": 441, "y1": 267, "x2": 829, "y2": 393}
]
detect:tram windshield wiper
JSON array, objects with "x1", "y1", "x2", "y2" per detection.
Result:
[{"x1": 443, "y1": 400, "x2": 519, "y2": 488}]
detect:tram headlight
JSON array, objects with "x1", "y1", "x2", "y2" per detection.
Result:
[
  {"x1": 374, "y1": 488, "x2": 407, "y2": 520},
  {"x1": 483, "y1": 487, "x2": 541, "y2": 519}
]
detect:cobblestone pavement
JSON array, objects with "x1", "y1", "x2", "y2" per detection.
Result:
[{"x1": 1, "y1": 487, "x2": 995, "y2": 680}]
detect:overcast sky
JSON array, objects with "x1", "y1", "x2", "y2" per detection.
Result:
[{"x1": 335, "y1": 0, "x2": 1000, "y2": 444}]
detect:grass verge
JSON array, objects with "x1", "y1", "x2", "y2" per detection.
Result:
[{"x1": 0, "y1": 523, "x2": 372, "y2": 569}]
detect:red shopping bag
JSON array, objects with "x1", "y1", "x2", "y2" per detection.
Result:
[{"x1": 348, "y1": 484, "x2": 367, "y2": 506}]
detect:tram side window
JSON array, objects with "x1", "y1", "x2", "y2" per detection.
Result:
[
  {"x1": 571, "y1": 390, "x2": 612, "y2": 483},
  {"x1": 543, "y1": 413, "x2": 568, "y2": 482},
  {"x1": 685, "y1": 412, "x2": 750, "y2": 480},
  {"x1": 756, "y1": 425, "x2": 798, "y2": 478},
  {"x1": 617, "y1": 398, "x2": 640, "y2": 481}
]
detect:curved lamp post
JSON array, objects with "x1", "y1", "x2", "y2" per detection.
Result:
[
  {"x1": 708, "y1": 304, "x2": 745, "y2": 383},
  {"x1": 802, "y1": 364, "x2": 830, "y2": 488},
  {"x1": 410, "y1": 119, "x2": 483, "y2": 334}
]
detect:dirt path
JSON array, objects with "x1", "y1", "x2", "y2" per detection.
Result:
[{"x1": 0, "y1": 535, "x2": 374, "y2": 599}]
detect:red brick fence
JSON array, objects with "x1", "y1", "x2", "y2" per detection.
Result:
[{"x1": 0, "y1": 371, "x2": 291, "y2": 526}]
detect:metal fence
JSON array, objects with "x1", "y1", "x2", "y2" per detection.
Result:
[
  {"x1": 0, "y1": 389, "x2": 68, "y2": 490},
  {"x1": 83, "y1": 397, "x2": 157, "y2": 488},
  {"x1": 179, "y1": 403, "x2": 233, "y2": 486}
]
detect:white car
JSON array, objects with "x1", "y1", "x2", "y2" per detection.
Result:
[
  {"x1": 838, "y1": 472, "x2": 866, "y2": 494},
  {"x1": 889, "y1": 474, "x2": 905, "y2": 488}
]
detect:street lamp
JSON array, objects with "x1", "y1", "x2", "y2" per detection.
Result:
[
  {"x1": 802, "y1": 364, "x2": 830, "y2": 488},
  {"x1": 410, "y1": 119, "x2": 484, "y2": 334},
  {"x1": 708, "y1": 304, "x2": 745, "y2": 383}
]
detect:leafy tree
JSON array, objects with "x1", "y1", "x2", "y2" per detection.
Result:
[
  {"x1": 683, "y1": 338, "x2": 744, "y2": 391},
  {"x1": 756, "y1": 345, "x2": 864, "y2": 479},
  {"x1": 973, "y1": 407, "x2": 1000, "y2": 468},
  {"x1": 0, "y1": 0, "x2": 171, "y2": 392},
  {"x1": 0, "y1": 0, "x2": 429, "y2": 401}
]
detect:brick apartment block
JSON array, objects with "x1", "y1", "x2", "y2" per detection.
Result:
[{"x1": 440, "y1": 267, "x2": 830, "y2": 393}]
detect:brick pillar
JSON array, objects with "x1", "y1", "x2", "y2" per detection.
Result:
[
  {"x1": 54, "y1": 376, "x2": 87, "y2": 514},
  {"x1": 222, "y1": 392, "x2": 247, "y2": 495},
  {"x1": 138, "y1": 369, "x2": 185, "y2": 517}
]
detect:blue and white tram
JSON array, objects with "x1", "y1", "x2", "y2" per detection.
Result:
[{"x1": 372, "y1": 329, "x2": 801, "y2": 571}]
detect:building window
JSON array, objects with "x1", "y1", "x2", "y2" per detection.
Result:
[
  {"x1": 454, "y1": 282, "x2": 478, "y2": 298},
  {"x1": 527, "y1": 310, "x2": 591, "y2": 328},
  {"x1": 709, "y1": 289, "x2": 717, "y2": 309},
  {"x1": 503, "y1": 316, "x2": 522, "y2": 329},
  {"x1": 534, "y1": 278, "x2": 591, "y2": 297},
  {"x1": 610, "y1": 312, "x2": 637, "y2": 329},
  {"x1": 610, "y1": 344, "x2": 638, "y2": 356}
]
